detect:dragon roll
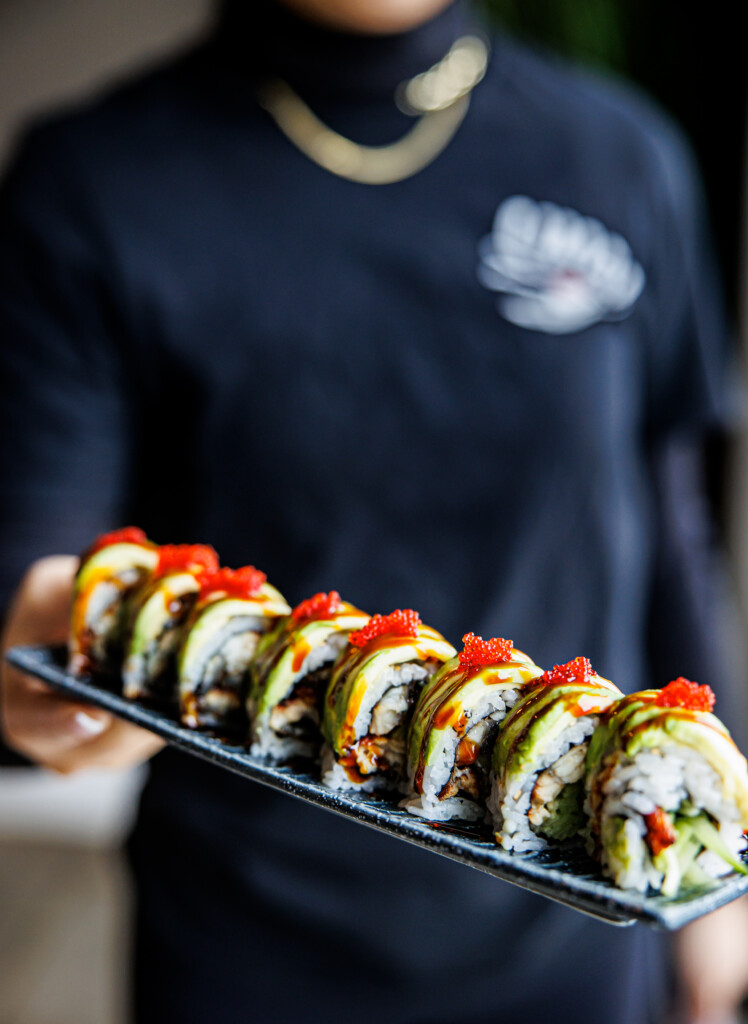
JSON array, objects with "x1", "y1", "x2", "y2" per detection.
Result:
[
  {"x1": 248, "y1": 591, "x2": 369, "y2": 761},
  {"x1": 585, "y1": 678, "x2": 748, "y2": 895},
  {"x1": 489, "y1": 658, "x2": 621, "y2": 852},
  {"x1": 69, "y1": 527, "x2": 159, "y2": 676},
  {"x1": 178, "y1": 566, "x2": 290, "y2": 732},
  {"x1": 122, "y1": 544, "x2": 219, "y2": 704},
  {"x1": 321, "y1": 609, "x2": 455, "y2": 792},
  {"x1": 403, "y1": 633, "x2": 543, "y2": 821}
]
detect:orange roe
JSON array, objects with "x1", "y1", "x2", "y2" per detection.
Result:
[
  {"x1": 89, "y1": 526, "x2": 150, "y2": 555},
  {"x1": 349, "y1": 609, "x2": 421, "y2": 648},
  {"x1": 655, "y1": 677, "x2": 716, "y2": 712},
  {"x1": 644, "y1": 807, "x2": 677, "y2": 856},
  {"x1": 458, "y1": 633, "x2": 514, "y2": 672},
  {"x1": 541, "y1": 656, "x2": 594, "y2": 687},
  {"x1": 199, "y1": 565, "x2": 267, "y2": 601},
  {"x1": 292, "y1": 591, "x2": 342, "y2": 624},
  {"x1": 154, "y1": 544, "x2": 218, "y2": 580}
]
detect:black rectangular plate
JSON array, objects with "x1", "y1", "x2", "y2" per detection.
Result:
[{"x1": 9, "y1": 643, "x2": 748, "y2": 930}]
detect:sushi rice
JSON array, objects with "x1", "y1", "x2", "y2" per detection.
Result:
[{"x1": 585, "y1": 686, "x2": 748, "y2": 895}]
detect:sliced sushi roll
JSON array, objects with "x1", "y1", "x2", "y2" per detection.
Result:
[
  {"x1": 585, "y1": 677, "x2": 748, "y2": 895},
  {"x1": 69, "y1": 527, "x2": 159, "y2": 676},
  {"x1": 122, "y1": 544, "x2": 219, "y2": 704},
  {"x1": 321, "y1": 609, "x2": 456, "y2": 793},
  {"x1": 489, "y1": 658, "x2": 621, "y2": 852},
  {"x1": 248, "y1": 591, "x2": 369, "y2": 761},
  {"x1": 403, "y1": 633, "x2": 543, "y2": 821},
  {"x1": 178, "y1": 566, "x2": 290, "y2": 732}
]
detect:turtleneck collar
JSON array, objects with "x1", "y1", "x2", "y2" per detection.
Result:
[{"x1": 214, "y1": 0, "x2": 473, "y2": 103}]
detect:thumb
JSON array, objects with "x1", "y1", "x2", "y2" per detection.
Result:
[{"x1": 8, "y1": 688, "x2": 113, "y2": 764}]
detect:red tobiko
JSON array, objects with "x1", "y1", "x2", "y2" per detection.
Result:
[
  {"x1": 541, "y1": 656, "x2": 595, "y2": 687},
  {"x1": 458, "y1": 633, "x2": 514, "y2": 672},
  {"x1": 655, "y1": 677, "x2": 716, "y2": 713},
  {"x1": 291, "y1": 591, "x2": 342, "y2": 624},
  {"x1": 89, "y1": 526, "x2": 150, "y2": 555},
  {"x1": 199, "y1": 566, "x2": 267, "y2": 601},
  {"x1": 349, "y1": 609, "x2": 421, "y2": 648},
  {"x1": 154, "y1": 544, "x2": 218, "y2": 580}
]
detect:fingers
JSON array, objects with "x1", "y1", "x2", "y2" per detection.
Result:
[
  {"x1": 3, "y1": 676, "x2": 164, "y2": 773},
  {"x1": 3, "y1": 555, "x2": 79, "y2": 646},
  {"x1": 1, "y1": 554, "x2": 79, "y2": 710},
  {"x1": 1, "y1": 553, "x2": 165, "y2": 773},
  {"x1": 50, "y1": 716, "x2": 165, "y2": 774},
  {"x1": 2, "y1": 678, "x2": 110, "y2": 762}
]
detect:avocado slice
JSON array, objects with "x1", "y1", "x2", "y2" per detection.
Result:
[
  {"x1": 410, "y1": 653, "x2": 541, "y2": 786},
  {"x1": 254, "y1": 613, "x2": 368, "y2": 721},
  {"x1": 128, "y1": 572, "x2": 199, "y2": 658},
  {"x1": 323, "y1": 630, "x2": 456, "y2": 754},
  {"x1": 75, "y1": 542, "x2": 158, "y2": 594}
]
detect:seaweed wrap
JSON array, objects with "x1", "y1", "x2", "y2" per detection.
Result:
[
  {"x1": 403, "y1": 633, "x2": 543, "y2": 821},
  {"x1": 489, "y1": 658, "x2": 621, "y2": 852},
  {"x1": 321, "y1": 609, "x2": 455, "y2": 792},
  {"x1": 248, "y1": 591, "x2": 369, "y2": 760},
  {"x1": 69, "y1": 527, "x2": 159, "y2": 676},
  {"x1": 178, "y1": 566, "x2": 290, "y2": 732},
  {"x1": 585, "y1": 677, "x2": 748, "y2": 895},
  {"x1": 122, "y1": 544, "x2": 219, "y2": 703}
]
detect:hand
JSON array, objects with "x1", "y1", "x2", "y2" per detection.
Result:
[
  {"x1": 676, "y1": 895, "x2": 748, "y2": 1024},
  {"x1": 0, "y1": 555, "x2": 164, "y2": 773}
]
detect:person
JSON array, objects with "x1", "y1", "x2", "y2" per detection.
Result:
[{"x1": 1, "y1": 1, "x2": 746, "y2": 1021}]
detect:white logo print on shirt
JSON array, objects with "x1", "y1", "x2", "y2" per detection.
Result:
[{"x1": 477, "y1": 195, "x2": 646, "y2": 335}]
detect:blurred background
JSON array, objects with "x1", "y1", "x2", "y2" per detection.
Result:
[{"x1": 0, "y1": 2, "x2": 746, "y2": 1022}]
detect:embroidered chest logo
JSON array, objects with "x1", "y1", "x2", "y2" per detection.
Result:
[{"x1": 477, "y1": 195, "x2": 645, "y2": 335}]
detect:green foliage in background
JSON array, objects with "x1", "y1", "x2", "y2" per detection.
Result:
[{"x1": 478, "y1": 0, "x2": 629, "y2": 73}]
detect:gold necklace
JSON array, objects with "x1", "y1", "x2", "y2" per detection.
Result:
[{"x1": 256, "y1": 35, "x2": 489, "y2": 186}]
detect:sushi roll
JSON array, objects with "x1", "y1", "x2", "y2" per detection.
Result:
[
  {"x1": 248, "y1": 591, "x2": 369, "y2": 761},
  {"x1": 489, "y1": 657, "x2": 621, "y2": 852},
  {"x1": 403, "y1": 633, "x2": 543, "y2": 821},
  {"x1": 585, "y1": 677, "x2": 748, "y2": 895},
  {"x1": 69, "y1": 527, "x2": 159, "y2": 676},
  {"x1": 179, "y1": 565, "x2": 290, "y2": 732},
  {"x1": 321, "y1": 609, "x2": 455, "y2": 792},
  {"x1": 122, "y1": 544, "x2": 219, "y2": 703}
]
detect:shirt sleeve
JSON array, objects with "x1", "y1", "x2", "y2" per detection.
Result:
[
  {"x1": 642, "y1": 115, "x2": 739, "y2": 438},
  {"x1": 641, "y1": 120, "x2": 747, "y2": 742},
  {"x1": 646, "y1": 438, "x2": 748, "y2": 746},
  {"x1": 0, "y1": 122, "x2": 134, "y2": 613}
]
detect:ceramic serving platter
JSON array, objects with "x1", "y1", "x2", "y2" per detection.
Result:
[{"x1": 8, "y1": 643, "x2": 748, "y2": 930}]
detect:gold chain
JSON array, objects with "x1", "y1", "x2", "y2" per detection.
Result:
[{"x1": 257, "y1": 35, "x2": 488, "y2": 186}]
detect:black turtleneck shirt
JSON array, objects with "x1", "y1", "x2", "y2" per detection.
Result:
[{"x1": 0, "y1": 3, "x2": 737, "y2": 1022}]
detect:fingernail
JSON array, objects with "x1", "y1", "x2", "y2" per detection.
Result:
[{"x1": 74, "y1": 711, "x2": 107, "y2": 736}]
